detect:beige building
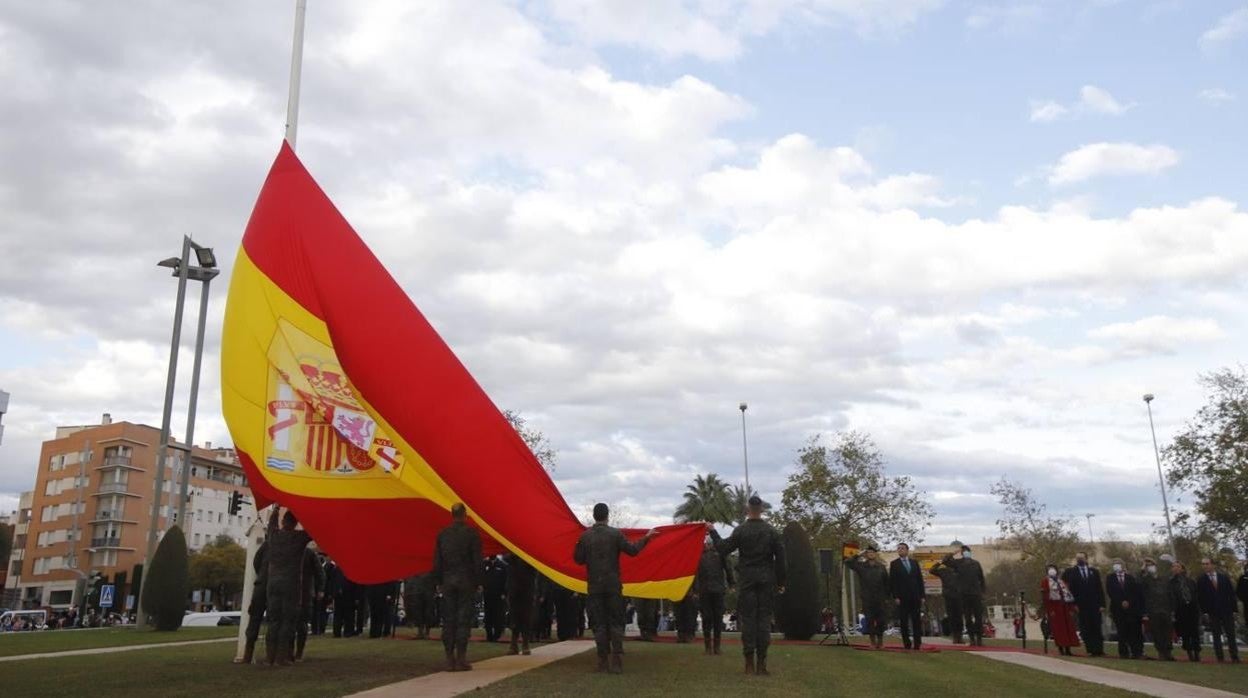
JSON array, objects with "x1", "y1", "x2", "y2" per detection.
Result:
[{"x1": 5, "y1": 415, "x2": 253, "y2": 611}]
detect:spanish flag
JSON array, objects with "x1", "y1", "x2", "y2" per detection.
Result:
[{"x1": 221, "y1": 143, "x2": 704, "y2": 599}]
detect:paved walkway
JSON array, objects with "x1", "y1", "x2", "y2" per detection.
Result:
[
  {"x1": 0, "y1": 637, "x2": 235, "y2": 663},
  {"x1": 346, "y1": 640, "x2": 594, "y2": 698},
  {"x1": 974, "y1": 651, "x2": 1242, "y2": 698}
]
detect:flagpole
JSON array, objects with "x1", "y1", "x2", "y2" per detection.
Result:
[{"x1": 285, "y1": 0, "x2": 307, "y2": 149}]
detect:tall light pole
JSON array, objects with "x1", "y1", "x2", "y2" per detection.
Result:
[
  {"x1": 738, "y1": 402, "x2": 750, "y2": 493},
  {"x1": 1143, "y1": 394, "x2": 1177, "y2": 558},
  {"x1": 1084, "y1": 513, "x2": 1096, "y2": 560}
]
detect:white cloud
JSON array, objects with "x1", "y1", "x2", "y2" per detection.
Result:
[
  {"x1": 1029, "y1": 84, "x2": 1132, "y2": 122},
  {"x1": 1029, "y1": 100, "x2": 1068, "y2": 122},
  {"x1": 1088, "y1": 316, "x2": 1226, "y2": 357},
  {"x1": 1199, "y1": 7, "x2": 1248, "y2": 50},
  {"x1": 1078, "y1": 85, "x2": 1129, "y2": 115},
  {"x1": 1198, "y1": 87, "x2": 1236, "y2": 104},
  {"x1": 1047, "y1": 142, "x2": 1179, "y2": 185}
]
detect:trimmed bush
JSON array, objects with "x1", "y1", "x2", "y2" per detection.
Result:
[
  {"x1": 141, "y1": 524, "x2": 189, "y2": 631},
  {"x1": 779, "y1": 521, "x2": 820, "y2": 640}
]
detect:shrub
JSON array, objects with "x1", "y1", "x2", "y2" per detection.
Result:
[
  {"x1": 779, "y1": 521, "x2": 820, "y2": 640},
  {"x1": 141, "y1": 525, "x2": 189, "y2": 631}
]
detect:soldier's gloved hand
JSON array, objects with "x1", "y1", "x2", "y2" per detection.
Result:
[
  {"x1": 777, "y1": 586, "x2": 785, "y2": 594},
  {"x1": 644, "y1": 528, "x2": 659, "y2": 539}
]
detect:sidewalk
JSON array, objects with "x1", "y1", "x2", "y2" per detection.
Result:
[
  {"x1": 346, "y1": 640, "x2": 594, "y2": 698},
  {"x1": 0, "y1": 637, "x2": 235, "y2": 663},
  {"x1": 973, "y1": 651, "x2": 1242, "y2": 698}
]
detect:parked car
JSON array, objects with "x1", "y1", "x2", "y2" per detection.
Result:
[{"x1": 182, "y1": 611, "x2": 242, "y2": 627}]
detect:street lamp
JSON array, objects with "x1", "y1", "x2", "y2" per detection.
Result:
[
  {"x1": 738, "y1": 402, "x2": 750, "y2": 492},
  {"x1": 139, "y1": 236, "x2": 219, "y2": 626},
  {"x1": 1085, "y1": 514, "x2": 1096, "y2": 560},
  {"x1": 1143, "y1": 394, "x2": 1177, "y2": 558}
]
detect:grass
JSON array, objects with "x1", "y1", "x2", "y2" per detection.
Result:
[
  {"x1": 474, "y1": 640, "x2": 1145, "y2": 697},
  {"x1": 0, "y1": 626, "x2": 237, "y2": 657},
  {"x1": 3, "y1": 628, "x2": 511, "y2": 698}
]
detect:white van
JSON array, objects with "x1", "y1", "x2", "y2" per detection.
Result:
[
  {"x1": 0, "y1": 609, "x2": 49, "y2": 631},
  {"x1": 182, "y1": 611, "x2": 242, "y2": 627}
]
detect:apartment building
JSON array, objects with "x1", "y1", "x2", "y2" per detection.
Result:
[
  {"x1": 5, "y1": 416, "x2": 251, "y2": 610},
  {"x1": 0, "y1": 388, "x2": 9, "y2": 444}
]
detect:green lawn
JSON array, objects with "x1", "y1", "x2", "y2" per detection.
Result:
[
  {"x1": 3, "y1": 630, "x2": 511, "y2": 698},
  {"x1": 0, "y1": 626, "x2": 237, "y2": 657},
  {"x1": 474, "y1": 640, "x2": 1145, "y2": 697}
]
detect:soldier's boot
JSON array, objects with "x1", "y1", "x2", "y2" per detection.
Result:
[
  {"x1": 608, "y1": 653, "x2": 623, "y2": 674},
  {"x1": 744, "y1": 652, "x2": 755, "y2": 675},
  {"x1": 757, "y1": 654, "x2": 769, "y2": 676},
  {"x1": 456, "y1": 642, "x2": 473, "y2": 671},
  {"x1": 713, "y1": 636, "x2": 722, "y2": 655},
  {"x1": 595, "y1": 650, "x2": 609, "y2": 673},
  {"x1": 521, "y1": 636, "x2": 531, "y2": 656},
  {"x1": 265, "y1": 638, "x2": 279, "y2": 666},
  {"x1": 295, "y1": 635, "x2": 306, "y2": 661},
  {"x1": 444, "y1": 647, "x2": 458, "y2": 672},
  {"x1": 704, "y1": 636, "x2": 713, "y2": 655},
  {"x1": 241, "y1": 639, "x2": 256, "y2": 665},
  {"x1": 508, "y1": 631, "x2": 520, "y2": 656},
  {"x1": 952, "y1": 632, "x2": 963, "y2": 644}
]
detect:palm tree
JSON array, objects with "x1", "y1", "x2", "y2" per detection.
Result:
[
  {"x1": 729, "y1": 484, "x2": 771, "y2": 525},
  {"x1": 673, "y1": 474, "x2": 734, "y2": 525}
]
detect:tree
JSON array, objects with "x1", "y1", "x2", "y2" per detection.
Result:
[
  {"x1": 778, "y1": 522, "x2": 820, "y2": 640},
  {"x1": 989, "y1": 478, "x2": 1080, "y2": 593},
  {"x1": 673, "y1": 474, "x2": 734, "y2": 525},
  {"x1": 141, "y1": 525, "x2": 189, "y2": 631},
  {"x1": 1163, "y1": 366, "x2": 1248, "y2": 552},
  {"x1": 188, "y1": 535, "x2": 246, "y2": 605},
  {"x1": 504, "y1": 409, "x2": 558, "y2": 474},
  {"x1": 776, "y1": 432, "x2": 932, "y2": 549}
]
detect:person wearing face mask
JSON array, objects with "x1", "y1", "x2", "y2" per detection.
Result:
[
  {"x1": 1140, "y1": 556, "x2": 1175, "y2": 661},
  {"x1": 1168, "y1": 560, "x2": 1202, "y2": 662},
  {"x1": 948, "y1": 544, "x2": 986, "y2": 646},
  {"x1": 1040, "y1": 563, "x2": 1080, "y2": 656},
  {"x1": 1105, "y1": 557, "x2": 1144, "y2": 659},
  {"x1": 1196, "y1": 556, "x2": 1240, "y2": 663},
  {"x1": 1061, "y1": 552, "x2": 1106, "y2": 657},
  {"x1": 845, "y1": 546, "x2": 890, "y2": 649}
]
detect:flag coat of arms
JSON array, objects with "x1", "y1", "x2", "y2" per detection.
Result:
[{"x1": 221, "y1": 143, "x2": 705, "y2": 599}]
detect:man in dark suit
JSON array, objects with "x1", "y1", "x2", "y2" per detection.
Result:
[
  {"x1": 1197, "y1": 557, "x2": 1240, "y2": 663},
  {"x1": 1104, "y1": 557, "x2": 1144, "y2": 659},
  {"x1": 889, "y1": 542, "x2": 926, "y2": 650},
  {"x1": 1062, "y1": 551, "x2": 1106, "y2": 656}
]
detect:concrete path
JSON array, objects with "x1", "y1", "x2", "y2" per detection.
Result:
[
  {"x1": 0, "y1": 637, "x2": 235, "y2": 663},
  {"x1": 347, "y1": 640, "x2": 594, "y2": 698},
  {"x1": 974, "y1": 650, "x2": 1242, "y2": 698}
]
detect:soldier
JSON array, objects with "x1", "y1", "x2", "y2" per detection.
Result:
[
  {"x1": 845, "y1": 546, "x2": 889, "y2": 649},
  {"x1": 240, "y1": 527, "x2": 270, "y2": 664},
  {"x1": 635, "y1": 597, "x2": 659, "y2": 641},
  {"x1": 1141, "y1": 555, "x2": 1174, "y2": 661},
  {"x1": 949, "y1": 545, "x2": 986, "y2": 647},
  {"x1": 535, "y1": 574, "x2": 555, "y2": 641},
  {"x1": 573, "y1": 502, "x2": 658, "y2": 674},
  {"x1": 293, "y1": 545, "x2": 325, "y2": 660},
  {"x1": 483, "y1": 555, "x2": 508, "y2": 642},
  {"x1": 711, "y1": 495, "x2": 786, "y2": 676},
  {"x1": 674, "y1": 588, "x2": 698, "y2": 643},
  {"x1": 265, "y1": 508, "x2": 312, "y2": 666},
  {"x1": 928, "y1": 556, "x2": 963, "y2": 644},
  {"x1": 403, "y1": 573, "x2": 435, "y2": 640},
  {"x1": 432, "y1": 502, "x2": 484, "y2": 672},
  {"x1": 506, "y1": 553, "x2": 538, "y2": 655},
  {"x1": 695, "y1": 535, "x2": 734, "y2": 655}
]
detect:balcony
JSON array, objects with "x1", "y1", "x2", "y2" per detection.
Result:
[
  {"x1": 91, "y1": 509, "x2": 130, "y2": 523},
  {"x1": 96, "y1": 483, "x2": 131, "y2": 495},
  {"x1": 90, "y1": 537, "x2": 124, "y2": 549},
  {"x1": 97, "y1": 455, "x2": 142, "y2": 471}
]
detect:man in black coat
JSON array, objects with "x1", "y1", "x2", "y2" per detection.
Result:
[
  {"x1": 482, "y1": 555, "x2": 508, "y2": 642},
  {"x1": 1062, "y1": 551, "x2": 1106, "y2": 656},
  {"x1": 1104, "y1": 557, "x2": 1144, "y2": 659},
  {"x1": 888, "y1": 543, "x2": 926, "y2": 650},
  {"x1": 1196, "y1": 557, "x2": 1240, "y2": 663}
]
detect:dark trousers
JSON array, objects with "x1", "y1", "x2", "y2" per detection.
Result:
[
  {"x1": 1077, "y1": 606, "x2": 1105, "y2": 655},
  {"x1": 245, "y1": 584, "x2": 266, "y2": 644},
  {"x1": 265, "y1": 583, "x2": 298, "y2": 662},
  {"x1": 1149, "y1": 614, "x2": 1173, "y2": 654},
  {"x1": 586, "y1": 592, "x2": 624, "y2": 656},
  {"x1": 1112, "y1": 610, "x2": 1143, "y2": 658},
  {"x1": 313, "y1": 597, "x2": 328, "y2": 635},
  {"x1": 897, "y1": 598, "x2": 923, "y2": 649},
  {"x1": 1208, "y1": 613, "x2": 1239, "y2": 661},
  {"x1": 700, "y1": 592, "x2": 725, "y2": 640},
  {"x1": 294, "y1": 599, "x2": 313, "y2": 653},
  {"x1": 738, "y1": 575, "x2": 775, "y2": 657},
  {"x1": 961, "y1": 594, "x2": 985, "y2": 641},
  {"x1": 484, "y1": 596, "x2": 506, "y2": 641},
  {"x1": 508, "y1": 593, "x2": 534, "y2": 640},
  {"x1": 441, "y1": 585, "x2": 474, "y2": 651},
  {"x1": 331, "y1": 593, "x2": 349, "y2": 637},
  {"x1": 1175, "y1": 608, "x2": 1201, "y2": 655},
  {"x1": 368, "y1": 591, "x2": 389, "y2": 638},
  {"x1": 942, "y1": 596, "x2": 962, "y2": 639}
]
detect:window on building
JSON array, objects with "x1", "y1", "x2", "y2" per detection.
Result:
[
  {"x1": 9, "y1": 560, "x2": 21, "y2": 577},
  {"x1": 194, "y1": 533, "x2": 201, "y2": 546},
  {"x1": 217, "y1": 512, "x2": 223, "y2": 523},
  {"x1": 49, "y1": 589, "x2": 73, "y2": 605}
]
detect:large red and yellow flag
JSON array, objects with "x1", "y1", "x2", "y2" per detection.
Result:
[{"x1": 222, "y1": 143, "x2": 705, "y2": 599}]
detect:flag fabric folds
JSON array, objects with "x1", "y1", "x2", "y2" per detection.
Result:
[{"x1": 221, "y1": 143, "x2": 705, "y2": 599}]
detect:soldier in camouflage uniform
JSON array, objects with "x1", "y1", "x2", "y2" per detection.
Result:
[
  {"x1": 695, "y1": 536, "x2": 734, "y2": 655},
  {"x1": 845, "y1": 546, "x2": 890, "y2": 649},
  {"x1": 506, "y1": 553, "x2": 538, "y2": 655},
  {"x1": 240, "y1": 532, "x2": 270, "y2": 664},
  {"x1": 928, "y1": 557, "x2": 963, "y2": 644},
  {"x1": 404, "y1": 573, "x2": 436, "y2": 639},
  {"x1": 573, "y1": 502, "x2": 657, "y2": 674},
  {"x1": 266, "y1": 508, "x2": 313, "y2": 666},
  {"x1": 293, "y1": 545, "x2": 325, "y2": 660},
  {"x1": 948, "y1": 545, "x2": 987, "y2": 646},
  {"x1": 1141, "y1": 555, "x2": 1175, "y2": 661},
  {"x1": 674, "y1": 587, "x2": 698, "y2": 643},
  {"x1": 711, "y1": 496, "x2": 786, "y2": 676},
  {"x1": 432, "y1": 502, "x2": 484, "y2": 672},
  {"x1": 635, "y1": 597, "x2": 659, "y2": 641}
]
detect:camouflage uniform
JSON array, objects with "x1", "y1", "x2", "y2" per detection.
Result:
[
  {"x1": 928, "y1": 560, "x2": 963, "y2": 643},
  {"x1": 845, "y1": 554, "x2": 890, "y2": 648},
  {"x1": 293, "y1": 547, "x2": 325, "y2": 660},
  {"x1": 949, "y1": 554, "x2": 987, "y2": 646},
  {"x1": 432, "y1": 519, "x2": 483, "y2": 670},
  {"x1": 265, "y1": 514, "x2": 312, "y2": 665},
  {"x1": 635, "y1": 597, "x2": 659, "y2": 640},
  {"x1": 242, "y1": 540, "x2": 269, "y2": 664},
  {"x1": 695, "y1": 545, "x2": 734, "y2": 654},
  {"x1": 573, "y1": 522, "x2": 651, "y2": 673},
  {"x1": 1141, "y1": 567, "x2": 1174, "y2": 660},
  {"x1": 674, "y1": 588, "x2": 698, "y2": 642},
  {"x1": 403, "y1": 573, "x2": 436, "y2": 639},
  {"x1": 712, "y1": 521, "x2": 786, "y2": 671},
  {"x1": 506, "y1": 554, "x2": 538, "y2": 655}
]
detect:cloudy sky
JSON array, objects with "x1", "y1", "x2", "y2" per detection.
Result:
[{"x1": 1, "y1": 1, "x2": 1246, "y2": 546}]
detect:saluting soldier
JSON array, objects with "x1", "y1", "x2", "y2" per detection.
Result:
[
  {"x1": 265, "y1": 508, "x2": 313, "y2": 666},
  {"x1": 573, "y1": 502, "x2": 658, "y2": 674},
  {"x1": 928, "y1": 556, "x2": 963, "y2": 644},
  {"x1": 949, "y1": 545, "x2": 987, "y2": 647},
  {"x1": 432, "y1": 503, "x2": 484, "y2": 672},
  {"x1": 1141, "y1": 555, "x2": 1175, "y2": 661},
  {"x1": 711, "y1": 495, "x2": 785, "y2": 676},
  {"x1": 695, "y1": 535, "x2": 734, "y2": 655},
  {"x1": 845, "y1": 546, "x2": 889, "y2": 649}
]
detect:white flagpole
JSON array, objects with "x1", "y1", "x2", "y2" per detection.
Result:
[{"x1": 285, "y1": 0, "x2": 308, "y2": 149}]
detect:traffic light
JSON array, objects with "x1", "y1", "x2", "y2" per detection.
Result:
[{"x1": 228, "y1": 490, "x2": 242, "y2": 516}]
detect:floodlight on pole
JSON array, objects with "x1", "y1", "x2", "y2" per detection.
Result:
[
  {"x1": 1143, "y1": 394, "x2": 1177, "y2": 558},
  {"x1": 739, "y1": 402, "x2": 750, "y2": 493}
]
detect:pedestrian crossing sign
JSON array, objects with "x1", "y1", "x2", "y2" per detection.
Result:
[{"x1": 100, "y1": 584, "x2": 115, "y2": 608}]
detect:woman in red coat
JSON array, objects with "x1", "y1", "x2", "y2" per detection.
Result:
[{"x1": 1041, "y1": 564, "x2": 1081, "y2": 655}]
